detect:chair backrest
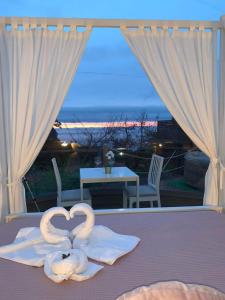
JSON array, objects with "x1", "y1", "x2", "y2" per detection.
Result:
[
  {"x1": 51, "y1": 158, "x2": 62, "y2": 204},
  {"x1": 148, "y1": 154, "x2": 164, "y2": 192}
]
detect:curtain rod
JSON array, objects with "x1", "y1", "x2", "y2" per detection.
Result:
[{"x1": 0, "y1": 17, "x2": 221, "y2": 29}]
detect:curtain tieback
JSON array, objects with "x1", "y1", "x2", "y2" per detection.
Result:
[
  {"x1": 211, "y1": 158, "x2": 225, "y2": 189},
  {"x1": 211, "y1": 158, "x2": 219, "y2": 167},
  {"x1": 0, "y1": 177, "x2": 21, "y2": 187},
  {"x1": 6, "y1": 178, "x2": 21, "y2": 187}
]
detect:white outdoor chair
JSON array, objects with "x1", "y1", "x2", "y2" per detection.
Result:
[
  {"x1": 51, "y1": 157, "x2": 92, "y2": 207},
  {"x1": 123, "y1": 154, "x2": 164, "y2": 208}
]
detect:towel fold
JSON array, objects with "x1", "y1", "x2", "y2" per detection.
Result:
[
  {"x1": 73, "y1": 224, "x2": 140, "y2": 265},
  {"x1": 70, "y1": 203, "x2": 95, "y2": 244},
  {"x1": 0, "y1": 204, "x2": 140, "y2": 268},
  {"x1": 0, "y1": 227, "x2": 72, "y2": 266},
  {"x1": 0, "y1": 207, "x2": 72, "y2": 267},
  {"x1": 70, "y1": 203, "x2": 140, "y2": 265},
  {"x1": 40, "y1": 207, "x2": 71, "y2": 246},
  {"x1": 44, "y1": 249, "x2": 103, "y2": 283}
]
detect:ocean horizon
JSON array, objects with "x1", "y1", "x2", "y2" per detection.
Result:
[
  {"x1": 56, "y1": 106, "x2": 172, "y2": 143},
  {"x1": 58, "y1": 106, "x2": 172, "y2": 123}
]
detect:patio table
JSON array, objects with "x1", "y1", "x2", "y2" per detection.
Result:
[{"x1": 80, "y1": 167, "x2": 139, "y2": 208}]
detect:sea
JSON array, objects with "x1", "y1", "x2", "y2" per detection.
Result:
[{"x1": 56, "y1": 106, "x2": 171, "y2": 144}]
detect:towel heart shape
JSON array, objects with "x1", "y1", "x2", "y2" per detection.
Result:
[
  {"x1": 40, "y1": 203, "x2": 140, "y2": 266},
  {"x1": 0, "y1": 202, "x2": 140, "y2": 271},
  {"x1": 40, "y1": 203, "x2": 95, "y2": 245}
]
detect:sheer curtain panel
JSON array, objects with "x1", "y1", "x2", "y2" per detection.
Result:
[
  {"x1": 219, "y1": 17, "x2": 225, "y2": 207},
  {"x1": 121, "y1": 26, "x2": 220, "y2": 206},
  {"x1": 0, "y1": 21, "x2": 91, "y2": 221}
]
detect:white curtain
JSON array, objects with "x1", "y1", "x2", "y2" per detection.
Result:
[
  {"x1": 219, "y1": 17, "x2": 225, "y2": 207},
  {"x1": 0, "y1": 21, "x2": 91, "y2": 221},
  {"x1": 121, "y1": 26, "x2": 221, "y2": 206}
]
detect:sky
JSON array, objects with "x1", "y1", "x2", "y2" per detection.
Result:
[{"x1": 1, "y1": 0, "x2": 225, "y2": 109}]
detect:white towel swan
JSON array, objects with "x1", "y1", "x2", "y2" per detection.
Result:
[
  {"x1": 70, "y1": 203, "x2": 140, "y2": 265},
  {"x1": 44, "y1": 249, "x2": 103, "y2": 283},
  {"x1": 70, "y1": 203, "x2": 95, "y2": 247},
  {"x1": 0, "y1": 207, "x2": 72, "y2": 266},
  {"x1": 0, "y1": 203, "x2": 140, "y2": 269},
  {"x1": 40, "y1": 207, "x2": 71, "y2": 247}
]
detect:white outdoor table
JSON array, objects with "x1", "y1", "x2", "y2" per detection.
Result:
[{"x1": 80, "y1": 167, "x2": 140, "y2": 208}]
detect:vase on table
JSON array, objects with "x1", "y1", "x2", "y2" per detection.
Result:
[{"x1": 104, "y1": 150, "x2": 115, "y2": 174}]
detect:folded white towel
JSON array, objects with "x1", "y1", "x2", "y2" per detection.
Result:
[
  {"x1": 0, "y1": 227, "x2": 71, "y2": 266},
  {"x1": 70, "y1": 203, "x2": 140, "y2": 265},
  {"x1": 0, "y1": 207, "x2": 72, "y2": 267},
  {"x1": 44, "y1": 249, "x2": 103, "y2": 283},
  {"x1": 0, "y1": 204, "x2": 140, "y2": 268},
  {"x1": 40, "y1": 207, "x2": 71, "y2": 247},
  {"x1": 73, "y1": 225, "x2": 140, "y2": 265},
  {"x1": 70, "y1": 203, "x2": 95, "y2": 244}
]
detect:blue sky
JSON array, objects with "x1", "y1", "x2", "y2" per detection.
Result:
[{"x1": 1, "y1": 0, "x2": 225, "y2": 109}]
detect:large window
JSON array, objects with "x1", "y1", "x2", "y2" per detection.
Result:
[{"x1": 25, "y1": 28, "x2": 204, "y2": 212}]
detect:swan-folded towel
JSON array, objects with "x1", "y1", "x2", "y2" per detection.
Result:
[
  {"x1": 44, "y1": 249, "x2": 103, "y2": 283},
  {"x1": 0, "y1": 204, "x2": 140, "y2": 267},
  {"x1": 0, "y1": 207, "x2": 72, "y2": 267},
  {"x1": 70, "y1": 203, "x2": 95, "y2": 242},
  {"x1": 70, "y1": 203, "x2": 140, "y2": 265},
  {"x1": 40, "y1": 207, "x2": 71, "y2": 245},
  {"x1": 0, "y1": 227, "x2": 71, "y2": 267}
]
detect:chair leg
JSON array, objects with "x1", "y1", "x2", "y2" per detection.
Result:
[
  {"x1": 129, "y1": 197, "x2": 133, "y2": 208},
  {"x1": 123, "y1": 190, "x2": 128, "y2": 208},
  {"x1": 157, "y1": 196, "x2": 161, "y2": 207}
]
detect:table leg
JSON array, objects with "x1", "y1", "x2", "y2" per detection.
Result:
[
  {"x1": 136, "y1": 176, "x2": 140, "y2": 208},
  {"x1": 123, "y1": 181, "x2": 128, "y2": 208},
  {"x1": 80, "y1": 181, "x2": 84, "y2": 202}
]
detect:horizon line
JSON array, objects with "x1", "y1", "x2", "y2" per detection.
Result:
[{"x1": 55, "y1": 121, "x2": 158, "y2": 129}]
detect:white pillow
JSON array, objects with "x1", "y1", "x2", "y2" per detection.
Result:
[{"x1": 117, "y1": 281, "x2": 225, "y2": 300}]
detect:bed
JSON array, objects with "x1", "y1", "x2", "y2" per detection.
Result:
[{"x1": 0, "y1": 210, "x2": 225, "y2": 300}]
